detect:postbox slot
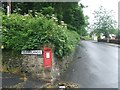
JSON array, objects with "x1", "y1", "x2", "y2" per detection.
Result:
[{"x1": 46, "y1": 52, "x2": 50, "y2": 59}]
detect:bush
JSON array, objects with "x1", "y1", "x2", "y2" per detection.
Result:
[
  {"x1": 2, "y1": 13, "x2": 80, "y2": 58},
  {"x1": 83, "y1": 36, "x2": 92, "y2": 40}
]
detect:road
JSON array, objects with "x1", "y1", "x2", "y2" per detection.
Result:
[
  {"x1": 60, "y1": 40, "x2": 118, "y2": 88},
  {"x1": 1, "y1": 72, "x2": 46, "y2": 88}
]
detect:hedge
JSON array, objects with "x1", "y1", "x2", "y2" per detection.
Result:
[{"x1": 2, "y1": 13, "x2": 80, "y2": 58}]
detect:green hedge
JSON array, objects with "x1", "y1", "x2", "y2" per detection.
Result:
[{"x1": 2, "y1": 13, "x2": 80, "y2": 58}]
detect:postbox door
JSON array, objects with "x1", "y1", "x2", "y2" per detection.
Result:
[{"x1": 44, "y1": 48, "x2": 52, "y2": 68}]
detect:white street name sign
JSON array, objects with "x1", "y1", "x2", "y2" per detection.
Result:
[{"x1": 21, "y1": 50, "x2": 42, "y2": 55}]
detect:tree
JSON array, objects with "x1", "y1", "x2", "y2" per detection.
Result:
[
  {"x1": 2, "y1": 2, "x2": 87, "y2": 35},
  {"x1": 92, "y1": 6, "x2": 117, "y2": 39}
]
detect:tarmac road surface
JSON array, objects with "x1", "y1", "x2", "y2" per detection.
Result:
[{"x1": 61, "y1": 40, "x2": 118, "y2": 88}]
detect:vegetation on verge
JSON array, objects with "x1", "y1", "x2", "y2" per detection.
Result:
[
  {"x1": 2, "y1": 2, "x2": 87, "y2": 35},
  {"x1": 2, "y1": 13, "x2": 80, "y2": 58},
  {"x1": 2, "y1": 2, "x2": 89, "y2": 60}
]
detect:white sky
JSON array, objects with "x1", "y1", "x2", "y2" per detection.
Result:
[{"x1": 80, "y1": 0, "x2": 119, "y2": 26}]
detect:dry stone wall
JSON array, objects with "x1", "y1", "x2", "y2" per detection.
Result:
[
  {"x1": 2, "y1": 48, "x2": 76, "y2": 83},
  {"x1": 22, "y1": 54, "x2": 60, "y2": 82}
]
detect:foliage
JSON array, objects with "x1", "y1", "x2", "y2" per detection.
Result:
[
  {"x1": 115, "y1": 29, "x2": 120, "y2": 39},
  {"x1": 2, "y1": 13, "x2": 80, "y2": 58},
  {"x1": 2, "y1": 2, "x2": 87, "y2": 35},
  {"x1": 83, "y1": 36, "x2": 92, "y2": 40},
  {"x1": 91, "y1": 6, "x2": 117, "y2": 38}
]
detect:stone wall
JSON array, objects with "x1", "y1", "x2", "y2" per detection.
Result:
[
  {"x1": 21, "y1": 48, "x2": 75, "y2": 83},
  {"x1": 22, "y1": 54, "x2": 60, "y2": 83},
  {"x1": 2, "y1": 47, "x2": 76, "y2": 83},
  {"x1": 22, "y1": 55, "x2": 44, "y2": 78},
  {"x1": 56, "y1": 49, "x2": 76, "y2": 77}
]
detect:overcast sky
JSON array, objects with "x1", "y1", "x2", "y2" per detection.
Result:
[{"x1": 80, "y1": 0, "x2": 119, "y2": 26}]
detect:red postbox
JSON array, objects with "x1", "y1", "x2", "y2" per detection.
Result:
[{"x1": 44, "y1": 47, "x2": 52, "y2": 69}]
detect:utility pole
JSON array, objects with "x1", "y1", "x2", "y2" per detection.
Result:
[{"x1": 7, "y1": 0, "x2": 11, "y2": 16}]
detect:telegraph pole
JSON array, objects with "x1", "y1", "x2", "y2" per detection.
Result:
[{"x1": 7, "y1": 0, "x2": 11, "y2": 16}]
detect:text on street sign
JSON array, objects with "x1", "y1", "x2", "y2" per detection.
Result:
[{"x1": 21, "y1": 50, "x2": 42, "y2": 55}]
